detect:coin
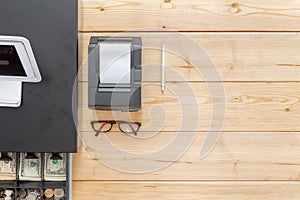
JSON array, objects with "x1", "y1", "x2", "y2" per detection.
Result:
[
  {"x1": 0, "y1": 189, "x2": 4, "y2": 197},
  {"x1": 27, "y1": 192, "x2": 37, "y2": 200},
  {"x1": 53, "y1": 189, "x2": 64, "y2": 198},
  {"x1": 38, "y1": 189, "x2": 44, "y2": 197},
  {"x1": 4, "y1": 189, "x2": 13, "y2": 197},
  {"x1": 44, "y1": 189, "x2": 54, "y2": 198},
  {"x1": 18, "y1": 189, "x2": 26, "y2": 198}
]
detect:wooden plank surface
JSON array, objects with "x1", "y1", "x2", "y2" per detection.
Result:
[
  {"x1": 73, "y1": 181, "x2": 300, "y2": 200},
  {"x1": 78, "y1": 32, "x2": 300, "y2": 82},
  {"x1": 73, "y1": 132, "x2": 300, "y2": 180},
  {"x1": 79, "y1": 0, "x2": 300, "y2": 31},
  {"x1": 76, "y1": 1, "x2": 300, "y2": 199},
  {"x1": 78, "y1": 82, "x2": 300, "y2": 132}
]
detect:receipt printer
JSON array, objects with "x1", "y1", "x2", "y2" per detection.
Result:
[{"x1": 88, "y1": 36, "x2": 142, "y2": 112}]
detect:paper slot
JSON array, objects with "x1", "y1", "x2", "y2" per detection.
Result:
[{"x1": 99, "y1": 41, "x2": 131, "y2": 84}]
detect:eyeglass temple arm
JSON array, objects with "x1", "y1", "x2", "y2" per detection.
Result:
[
  {"x1": 95, "y1": 123, "x2": 108, "y2": 137},
  {"x1": 127, "y1": 124, "x2": 138, "y2": 136}
]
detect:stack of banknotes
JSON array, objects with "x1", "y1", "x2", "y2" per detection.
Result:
[
  {"x1": 43, "y1": 153, "x2": 67, "y2": 181},
  {"x1": 0, "y1": 153, "x2": 66, "y2": 181},
  {"x1": 0, "y1": 152, "x2": 16, "y2": 181}
]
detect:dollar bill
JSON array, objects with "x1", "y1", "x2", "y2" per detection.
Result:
[
  {"x1": 0, "y1": 152, "x2": 16, "y2": 180},
  {"x1": 18, "y1": 153, "x2": 42, "y2": 181},
  {"x1": 44, "y1": 153, "x2": 66, "y2": 181}
]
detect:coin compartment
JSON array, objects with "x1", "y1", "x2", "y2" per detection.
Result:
[{"x1": 0, "y1": 153, "x2": 71, "y2": 200}]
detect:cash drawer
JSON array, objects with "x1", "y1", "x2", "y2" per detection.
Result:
[
  {"x1": 0, "y1": 1, "x2": 78, "y2": 200},
  {"x1": 0, "y1": 153, "x2": 72, "y2": 200}
]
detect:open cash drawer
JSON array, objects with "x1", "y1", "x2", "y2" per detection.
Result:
[
  {"x1": 0, "y1": 153, "x2": 71, "y2": 200},
  {"x1": 0, "y1": 1, "x2": 78, "y2": 200}
]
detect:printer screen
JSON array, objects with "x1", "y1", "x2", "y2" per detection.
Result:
[
  {"x1": 99, "y1": 41, "x2": 131, "y2": 84},
  {"x1": 0, "y1": 45, "x2": 26, "y2": 77}
]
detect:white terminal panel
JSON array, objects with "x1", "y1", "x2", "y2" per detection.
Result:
[{"x1": 0, "y1": 35, "x2": 42, "y2": 107}]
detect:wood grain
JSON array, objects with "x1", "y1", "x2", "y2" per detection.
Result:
[
  {"x1": 73, "y1": 132, "x2": 300, "y2": 181},
  {"x1": 73, "y1": 181, "x2": 300, "y2": 200},
  {"x1": 78, "y1": 82, "x2": 300, "y2": 132},
  {"x1": 75, "y1": 1, "x2": 300, "y2": 198},
  {"x1": 79, "y1": 0, "x2": 300, "y2": 31},
  {"x1": 78, "y1": 32, "x2": 300, "y2": 82}
]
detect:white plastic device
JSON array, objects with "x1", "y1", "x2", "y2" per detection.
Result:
[{"x1": 0, "y1": 35, "x2": 42, "y2": 107}]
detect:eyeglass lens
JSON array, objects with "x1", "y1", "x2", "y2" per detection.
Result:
[
  {"x1": 118, "y1": 122, "x2": 140, "y2": 134},
  {"x1": 92, "y1": 122, "x2": 112, "y2": 132}
]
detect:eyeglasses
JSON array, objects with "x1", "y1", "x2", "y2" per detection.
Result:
[{"x1": 90, "y1": 120, "x2": 141, "y2": 136}]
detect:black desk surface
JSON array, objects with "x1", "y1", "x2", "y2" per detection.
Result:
[{"x1": 0, "y1": 0, "x2": 77, "y2": 152}]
